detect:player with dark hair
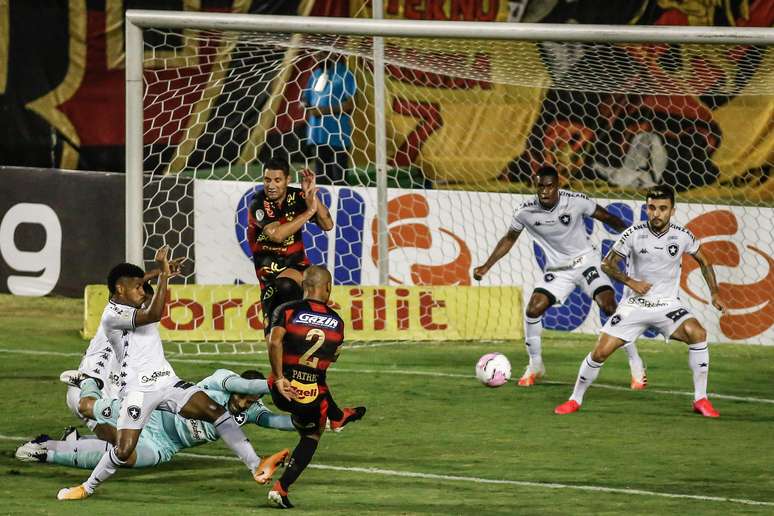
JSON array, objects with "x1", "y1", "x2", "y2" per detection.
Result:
[
  {"x1": 61, "y1": 271, "x2": 167, "y2": 442},
  {"x1": 247, "y1": 157, "x2": 334, "y2": 335},
  {"x1": 57, "y1": 247, "x2": 288, "y2": 501},
  {"x1": 18, "y1": 369, "x2": 294, "y2": 469},
  {"x1": 265, "y1": 265, "x2": 365, "y2": 509},
  {"x1": 554, "y1": 185, "x2": 725, "y2": 417},
  {"x1": 474, "y1": 166, "x2": 647, "y2": 389}
]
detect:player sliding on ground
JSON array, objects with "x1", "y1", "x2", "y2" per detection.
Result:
[
  {"x1": 554, "y1": 185, "x2": 725, "y2": 417},
  {"x1": 56, "y1": 247, "x2": 288, "y2": 501},
  {"x1": 17, "y1": 368, "x2": 294, "y2": 469},
  {"x1": 474, "y1": 166, "x2": 647, "y2": 389},
  {"x1": 266, "y1": 265, "x2": 366, "y2": 509}
]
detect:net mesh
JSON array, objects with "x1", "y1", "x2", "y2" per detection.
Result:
[{"x1": 139, "y1": 26, "x2": 774, "y2": 352}]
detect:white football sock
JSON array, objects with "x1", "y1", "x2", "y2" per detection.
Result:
[
  {"x1": 524, "y1": 315, "x2": 543, "y2": 368},
  {"x1": 688, "y1": 342, "x2": 709, "y2": 401},
  {"x1": 214, "y1": 412, "x2": 261, "y2": 473},
  {"x1": 569, "y1": 353, "x2": 603, "y2": 404},
  {"x1": 622, "y1": 341, "x2": 644, "y2": 377},
  {"x1": 83, "y1": 446, "x2": 126, "y2": 493}
]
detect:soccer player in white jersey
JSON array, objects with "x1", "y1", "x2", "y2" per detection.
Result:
[
  {"x1": 474, "y1": 167, "x2": 646, "y2": 388},
  {"x1": 554, "y1": 185, "x2": 725, "y2": 417},
  {"x1": 57, "y1": 247, "x2": 289, "y2": 501},
  {"x1": 18, "y1": 369, "x2": 294, "y2": 470}
]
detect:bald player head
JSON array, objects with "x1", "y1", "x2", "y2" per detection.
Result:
[{"x1": 301, "y1": 266, "x2": 332, "y2": 302}]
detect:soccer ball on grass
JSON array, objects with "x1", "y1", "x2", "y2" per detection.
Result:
[{"x1": 475, "y1": 353, "x2": 511, "y2": 387}]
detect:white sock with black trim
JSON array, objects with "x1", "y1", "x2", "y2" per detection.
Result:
[
  {"x1": 83, "y1": 446, "x2": 126, "y2": 493},
  {"x1": 688, "y1": 342, "x2": 709, "y2": 401},
  {"x1": 622, "y1": 341, "x2": 645, "y2": 377},
  {"x1": 570, "y1": 353, "x2": 604, "y2": 404},
  {"x1": 524, "y1": 315, "x2": 543, "y2": 369}
]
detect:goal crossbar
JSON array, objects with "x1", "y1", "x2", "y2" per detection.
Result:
[{"x1": 125, "y1": 10, "x2": 774, "y2": 45}]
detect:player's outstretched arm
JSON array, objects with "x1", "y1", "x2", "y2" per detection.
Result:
[
  {"x1": 197, "y1": 369, "x2": 269, "y2": 396},
  {"x1": 691, "y1": 246, "x2": 725, "y2": 312},
  {"x1": 473, "y1": 229, "x2": 521, "y2": 281},
  {"x1": 302, "y1": 169, "x2": 333, "y2": 231},
  {"x1": 601, "y1": 250, "x2": 651, "y2": 296},
  {"x1": 591, "y1": 205, "x2": 629, "y2": 233},
  {"x1": 256, "y1": 411, "x2": 296, "y2": 431}
]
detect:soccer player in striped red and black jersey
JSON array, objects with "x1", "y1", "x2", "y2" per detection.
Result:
[
  {"x1": 266, "y1": 266, "x2": 365, "y2": 509},
  {"x1": 246, "y1": 157, "x2": 333, "y2": 334}
]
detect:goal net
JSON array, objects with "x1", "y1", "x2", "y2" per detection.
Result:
[{"x1": 129, "y1": 13, "x2": 774, "y2": 351}]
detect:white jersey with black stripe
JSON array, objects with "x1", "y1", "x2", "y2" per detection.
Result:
[
  {"x1": 509, "y1": 190, "x2": 598, "y2": 270},
  {"x1": 100, "y1": 301, "x2": 177, "y2": 394},
  {"x1": 611, "y1": 222, "x2": 700, "y2": 301},
  {"x1": 78, "y1": 326, "x2": 121, "y2": 398}
]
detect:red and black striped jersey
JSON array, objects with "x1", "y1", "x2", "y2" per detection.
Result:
[
  {"x1": 271, "y1": 298, "x2": 344, "y2": 389},
  {"x1": 247, "y1": 186, "x2": 309, "y2": 259}
]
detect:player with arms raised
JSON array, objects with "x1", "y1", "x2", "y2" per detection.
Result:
[
  {"x1": 266, "y1": 266, "x2": 365, "y2": 509},
  {"x1": 554, "y1": 185, "x2": 724, "y2": 417},
  {"x1": 474, "y1": 166, "x2": 646, "y2": 388},
  {"x1": 247, "y1": 157, "x2": 333, "y2": 333},
  {"x1": 57, "y1": 247, "x2": 288, "y2": 501}
]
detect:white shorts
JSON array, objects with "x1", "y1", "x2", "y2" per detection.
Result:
[
  {"x1": 601, "y1": 297, "x2": 695, "y2": 342},
  {"x1": 535, "y1": 258, "x2": 614, "y2": 305},
  {"x1": 117, "y1": 379, "x2": 202, "y2": 430}
]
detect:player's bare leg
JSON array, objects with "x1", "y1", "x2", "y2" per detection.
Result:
[
  {"x1": 669, "y1": 318, "x2": 718, "y2": 418},
  {"x1": 519, "y1": 292, "x2": 551, "y2": 386},
  {"x1": 268, "y1": 431, "x2": 321, "y2": 509},
  {"x1": 554, "y1": 333, "x2": 627, "y2": 414},
  {"x1": 77, "y1": 397, "x2": 117, "y2": 442},
  {"x1": 179, "y1": 391, "x2": 289, "y2": 483},
  {"x1": 594, "y1": 289, "x2": 647, "y2": 390}
]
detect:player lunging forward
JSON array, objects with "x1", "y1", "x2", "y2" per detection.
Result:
[
  {"x1": 57, "y1": 248, "x2": 288, "y2": 501},
  {"x1": 554, "y1": 185, "x2": 724, "y2": 417},
  {"x1": 18, "y1": 369, "x2": 293, "y2": 469},
  {"x1": 247, "y1": 157, "x2": 333, "y2": 334},
  {"x1": 474, "y1": 166, "x2": 646, "y2": 388},
  {"x1": 266, "y1": 266, "x2": 365, "y2": 509}
]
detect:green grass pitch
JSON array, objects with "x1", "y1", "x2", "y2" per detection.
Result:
[{"x1": 1, "y1": 294, "x2": 773, "y2": 515}]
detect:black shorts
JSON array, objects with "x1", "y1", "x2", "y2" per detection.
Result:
[
  {"x1": 270, "y1": 383, "x2": 330, "y2": 436},
  {"x1": 253, "y1": 252, "x2": 310, "y2": 289}
]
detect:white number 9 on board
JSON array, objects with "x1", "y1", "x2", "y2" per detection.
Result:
[{"x1": 0, "y1": 203, "x2": 61, "y2": 296}]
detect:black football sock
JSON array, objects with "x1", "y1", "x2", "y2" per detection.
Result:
[{"x1": 279, "y1": 437, "x2": 318, "y2": 492}]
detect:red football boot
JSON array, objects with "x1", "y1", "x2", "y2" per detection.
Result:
[
  {"x1": 692, "y1": 398, "x2": 719, "y2": 418},
  {"x1": 554, "y1": 400, "x2": 581, "y2": 415}
]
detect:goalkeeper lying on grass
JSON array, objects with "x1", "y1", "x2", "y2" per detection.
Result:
[{"x1": 16, "y1": 368, "x2": 294, "y2": 469}]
